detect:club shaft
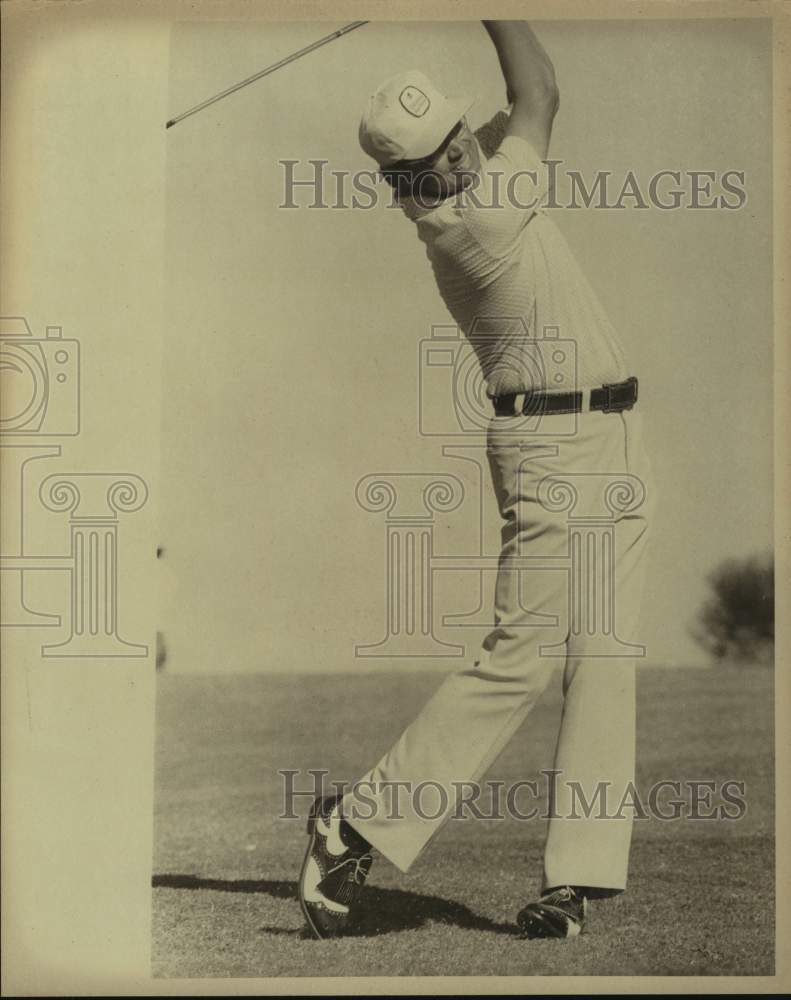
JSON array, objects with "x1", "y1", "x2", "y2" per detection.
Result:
[{"x1": 166, "y1": 21, "x2": 368, "y2": 129}]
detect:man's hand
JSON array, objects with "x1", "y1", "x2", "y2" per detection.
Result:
[{"x1": 482, "y1": 20, "x2": 559, "y2": 158}]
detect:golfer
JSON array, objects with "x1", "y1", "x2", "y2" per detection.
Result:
[{"x1": 299, "y1": 19, "x2": 654, "y2": 940}]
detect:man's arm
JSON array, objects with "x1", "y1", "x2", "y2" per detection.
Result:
[{"x1": 482, "y1": 20, "x2": 559, "y2": 158}]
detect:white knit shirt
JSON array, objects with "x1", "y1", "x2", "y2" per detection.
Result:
[{"x1": 401, "y1": 112, "x2": 628, "y2": 396}]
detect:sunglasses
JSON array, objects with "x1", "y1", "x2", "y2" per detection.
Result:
[{"x1": 392, "y1": 118, "x2": 466, "y2": 174}]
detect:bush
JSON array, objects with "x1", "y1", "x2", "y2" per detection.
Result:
[{"x1": 691, "y1": 552, "x2": 774, "y2": 666}]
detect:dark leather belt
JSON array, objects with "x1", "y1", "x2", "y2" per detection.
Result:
[{"x1": 492, "y1": 376, "x2": 639, "y2": 417}]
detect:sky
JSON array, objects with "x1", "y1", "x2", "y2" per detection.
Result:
[{"x1": 159, "y1": 18, "x2": 773, "y2": 673}]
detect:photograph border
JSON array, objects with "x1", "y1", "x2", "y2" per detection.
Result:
[{"x1": 1, "y1": 0, "x2": 788, "y2": 994}]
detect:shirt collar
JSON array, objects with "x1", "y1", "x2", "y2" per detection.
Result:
[{"x1": 398, "y1": 194, "x2": 443, "y2": 222}]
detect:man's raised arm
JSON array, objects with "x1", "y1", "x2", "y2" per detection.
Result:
[{"x1": 482, "y1": 20, "x2": 559, "y2": 158}]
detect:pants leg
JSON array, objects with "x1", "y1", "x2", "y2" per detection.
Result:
[
  {"x1": 343, "y1": 487, "x2": 569, "y2": 871},
  {"x1": 543, "y1": 409, "x2": 654, "y2": 893}
]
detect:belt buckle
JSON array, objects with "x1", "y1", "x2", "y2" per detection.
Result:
[
  {"x1": 601, "y1": 377, "x2": 636, "y2": 414},
  {"x1": 493, "y1": 392, "x2": 527, "y2": 417}
]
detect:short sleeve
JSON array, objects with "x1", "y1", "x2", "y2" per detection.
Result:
[{"x1": 460, "y1": 132, "x2": 549, "y2": 260}]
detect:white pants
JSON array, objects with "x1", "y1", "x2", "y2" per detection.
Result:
[{"x1": 345, "y1": 408, "x2": 654, "y2": 893}]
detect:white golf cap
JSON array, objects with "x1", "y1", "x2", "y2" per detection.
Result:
[{"x1": 359, "y1": 70, "x2": 475, "y2": 167}]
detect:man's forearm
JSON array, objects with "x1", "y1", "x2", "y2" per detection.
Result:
[{"x1": 482, "y1": 20, "x2": 558, "y2": 109}]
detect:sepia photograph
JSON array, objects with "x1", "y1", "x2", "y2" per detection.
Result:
[
  {"x1": 154, "y1": 13, "x2": 774, "y2": 980},
  {"x1": 1, "y1": 1, "x2": 787, "y2": 995}
]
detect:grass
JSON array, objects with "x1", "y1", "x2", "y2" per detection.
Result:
[{"x1": 152, "y1": 665, "x2": 774, "y2": 978}]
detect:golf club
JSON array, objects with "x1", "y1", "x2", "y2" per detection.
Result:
[{"x1": 165, "y1": 20, "x2": 369, "y2": 129}]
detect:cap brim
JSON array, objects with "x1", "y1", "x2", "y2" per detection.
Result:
[{"x1": 399, "y1": 94, "x2": 476, "y2": 161}]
